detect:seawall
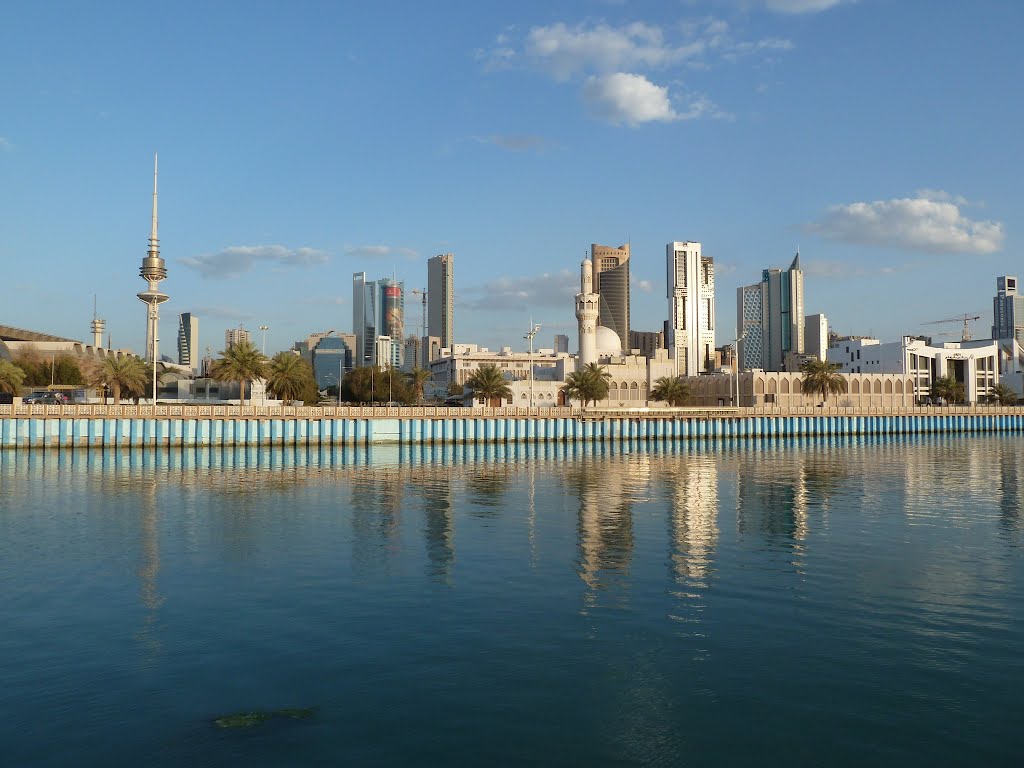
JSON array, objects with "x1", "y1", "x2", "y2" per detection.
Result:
[{"x1": 2, "y1": 404, "x2": 1022, "y2": 449}]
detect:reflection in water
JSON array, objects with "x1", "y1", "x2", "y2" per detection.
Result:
[
  {"x1": 350, "y1": 468, "x2": 404, "y2": 575},
  {"x1": 567, "y1": 458, "x2": 637, "y2": 611},
  {"x1": 412, "y1": 475, "x2": 456, "y2": 583},
  {"x1": 136, "y1": 479, "x2": 163, "y2": 663},
  {"x1": 667, "y1": 457, "x2": 719, "y2": 586},
  {"x1": 999, "y1": 443, "x2": 1022, "y2": 535}
]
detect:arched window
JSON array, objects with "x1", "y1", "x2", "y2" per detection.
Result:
[
  {"x1": 755, "y1": 379, "x2": 765, "y2": 394},
  {"x1": 895, "y1": 380, "x2": 904, "y2": 394},
  {"x1": 795, "y1": 379, "x2": 802, "y2": 393},
  {"x1": 630, "y1": 381, "x2": 640, "y2": 399},
  {"x1": 884, "y1": 380, "x2": 893, "y2": 394},
  {"x1": 768, "y1": 379, "x2": 778, "y2": 395},
  {"x1": 851, "y1": 379, "x2": 861, "y2": 394},
  {"x1": 781, "y1": 379, "x2": 791, "y2": 394},
  {"x1": 873, "y1": 380, "x2": 882, "y2": 394},
  {"x1": 609, "y1": 383, "x2": 619, "y2": 399}
]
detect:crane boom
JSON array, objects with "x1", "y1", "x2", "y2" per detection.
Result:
[{"x1": 922, "y1": 313, "x2": 981, "y2": 342}]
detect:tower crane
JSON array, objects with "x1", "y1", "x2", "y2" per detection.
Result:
[
  {"x1": 923, "y1": 313, "x2": 981, "y2": 342},
  {"x1": 410, "y1": 289, "x2": 427, "y2": 366}
]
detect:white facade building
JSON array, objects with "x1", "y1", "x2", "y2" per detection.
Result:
[
  {"x1": 804, "y1": 313, "x2": 828, "y2": 361},
  {"x1": 666, "y1": 241, "x2": 715, "y2": 377},
  {"x1": 826, "y1": 335, "x2": 1020, "y2": 404}
]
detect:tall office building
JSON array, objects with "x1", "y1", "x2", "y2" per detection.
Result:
[
  {"x1": 804, "y1": 313, "x2": 828, "y2": 361},
  {"x1": 177, "y1": 312, "x2": 199, "y2": 372},
  {"x1": 993, "y1": 276, "x2": 1024, "y2": 343},
  {"x1": 353, "y1": 272, "x2": 376, "y2": 367},
  {"x1": 554, "y1": 334, "x2": 569, "y2": 354},
  {"x1": 225, "y1": 326, "x2": 251, "y2": 349},
  {"x1": 591, "y1": 243, "x2": 630, "y2": 354},
  {"x1": 666, "y1": 242, "x2": 715, "y2": 377},
  {"x1": 379, "y1": 278, "x2": 405, "y2": 367},
  {"x1": 736, "y1": 252, "x2": 805, "y2": 371},
  {"x1": 427, "y1": 254, "x2": 454, "y2": 352}
]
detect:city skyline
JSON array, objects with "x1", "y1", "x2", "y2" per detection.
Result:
[{"x1": 0, "y1": 1, "x2": 1020, "y2": 357}]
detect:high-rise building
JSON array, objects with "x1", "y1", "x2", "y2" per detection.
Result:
[
  {"x1": 312, "y1": 335, "x2": 353, "y2": 389},
  {"x1": 591, "y1": 243, "x2": 630, "y2": 354},
  {"x1": 993, "y1": 276, "x2": 1024, "y2": 343},
  {"x1": 628, "y1": 330, "x2": 665, "y2": 359},
  {"x1": 804, "y1": 313, "x2": 828, "y2": 361},
  {"x1": 737, "y1": 252, "x2": 805, "y2": 371},
  {"x1": 353, "y1": 272, "x2": 376, "y2": 367},
  {"x1": 427, "y1": 254, "x2": 454, "y2": 351},
  {"x1": 225, "y1": 326, "x2": 251, "y2": 349},
  {"x1": 379, "y1": 278, "x2": 405, "y2": 367},
  {"x1": 554, "y1": 334, "x2": 569, "y2": 354},
  {"x1": 177, "y1": 312, "x2": 200, "y2": 372},
  {"x1": 666, "y1": 242, "x2": 715, "y2": 377}
]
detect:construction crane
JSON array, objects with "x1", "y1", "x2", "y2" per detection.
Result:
[
  {"x1": 923, "y1": 313, "x2": 981, "y2": 342},
  {"x1": 409, "y1": 290, "x2": 425, "y2": 366}
]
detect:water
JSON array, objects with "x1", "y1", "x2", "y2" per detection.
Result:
[{"x1": 1, "y1": 435, "x2": 1022, "y2": 766}]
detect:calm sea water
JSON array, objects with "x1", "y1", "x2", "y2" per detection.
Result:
[{"x1": 1, "y1": 436, "x2": 1022, "y2": 767}]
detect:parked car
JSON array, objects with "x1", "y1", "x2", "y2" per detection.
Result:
[{"x1": 24, "y1": 392, "x2": 68, "y2": 405}]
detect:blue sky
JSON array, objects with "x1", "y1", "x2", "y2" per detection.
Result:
[{"x1": 1, "y1": 0, "x2": 1020, "y2": 357}]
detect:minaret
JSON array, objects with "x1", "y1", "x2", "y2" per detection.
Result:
[
  {"x1": 90, "y1": 295, "x2": 106, "y2": 349},
  {"x1": 575, "y1": 255, "x2": 599, "y2": 366},
  {"x1": 136, "y1": 154, "x2": 169, "y2": 363}
]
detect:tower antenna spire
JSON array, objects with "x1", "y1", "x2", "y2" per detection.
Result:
[{"x1": 149, "y1": 153, "x2": 159, "y2": 255}]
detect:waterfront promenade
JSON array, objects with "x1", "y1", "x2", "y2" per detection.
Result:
[{"x1": 2, "y1": 403, "x2": 1023, "y2": 449}]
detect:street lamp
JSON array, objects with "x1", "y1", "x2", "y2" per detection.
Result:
[
  {"x1": 259, "y1": 325, "x2": 270, "y2": 355},
  {"x1": 731, "y1": 327, "x2": 747, "y2": 408},
  {"x1": 524, "y1": 319, "x2": 542, "y2": 408}
]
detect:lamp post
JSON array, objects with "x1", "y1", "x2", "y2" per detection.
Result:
[
  {"x1": 732, "y1": 328, "x2": 747, "y2": 408},
  {"x1": 524, "y1": 319, "x2": 541, "y2": 408},
  {"x1": 259, "y1": 325, "x2": 269, "y2": 355}
]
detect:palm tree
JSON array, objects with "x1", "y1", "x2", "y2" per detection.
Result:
[
  {"x1": 405, "y1": 368, "x2": 432, "y2": 404},
  {"x1": 800, "y1": 359, "x2": 848, "y2": 404},
  {"x1": 930, "y1": 375, "x2": 965, "y2": 406},
  {"x1": 990, "y1": 382, "x2": 1018, "y2": 406},
  {"x1": 650, "y1": 376, "x2": 692, "y2": 407},
  {"x1": 0, "y1": 359, "x2": 26, "y2": 394},
  {"x1": 265, "y1": 352, "x2": 315, "y2": 404},
  {"x1": 86, "y1": 355, "x2": 149, "y2": 405},
  {"x1": 466, "y1": 364, "x2": 512, "y2": 406},
  {"x1": 561, "y1": 363, "x2": 612, "y2": 407},
  {"x1": 210, "y1": 340, "x2": 268, "y2": 407}
]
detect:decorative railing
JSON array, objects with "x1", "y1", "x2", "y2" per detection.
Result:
[{"x1": 1, "y1": 403, "x2": 1021, "y2": 419}]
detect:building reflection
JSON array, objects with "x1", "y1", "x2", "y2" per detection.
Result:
[
  {"x1": 665, "y1": 456, "x2": 719, "y2": 586},
  {"x1": 135, "y1": 477, "x2": 164, "y2": 663},
  {"x1": 410, "y1": 475, "x2": 456, "y2": 583},
  {"x1": 568, "y1": 458, "x2": 636, "y2": 610}
]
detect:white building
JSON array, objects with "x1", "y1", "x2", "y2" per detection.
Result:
[
  {"x1": 666, "y1": 241, "x2": 715, "y2": 377},
  {"x1": 826, "y1": 335, "x2": 1023, "y2": 404},
  {"x1": 225, "y1": 326, "x2": 251, "y2": 349},
  {"x1": 804, "y1": 313, "x2": 828, "y2": 361}
]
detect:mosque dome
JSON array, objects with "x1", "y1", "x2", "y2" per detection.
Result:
[{"x1": 595, "y1": 326, "x2": 622, "y2": 356}]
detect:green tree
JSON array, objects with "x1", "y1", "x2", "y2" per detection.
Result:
[
  {"x1": 210, "y1": 340, "x2": 268, "y2": 407},
  {"x1": 0, "y1": 359, "x2": 26, "y2": 394},
  {"x1": 405, "y1": 368, "x2": 432, "y2": 404},
  {"x1": 86, "y1": 355, "x2": 150, "y2": 405},
  {"x1": 800, "y1": 359, "x2": 848, "y2": 404},
  {"x1": 466, "y1": 364, "x2": 512, "y2": 406},
  {"x1": 650, "y1": 375, "x2": 692, "y2": 407},
  {"x1": 447, "y1": 381, "x2": 465, "y2": 397},
  {"x1": 265, "y1": 352, "x2": 316, "y2": 404},
  {"x1": 342, "y1": 366, "x2": 414, "y2": 404},
  {"x1": 990, "y1": 382, "x2": 1018, "y2": 406},
  {"x1": 561, "y1": 363, "x2": 611, "y2": 406},
  {"x1": 930, "y1": 375, "x2": 965, "y2": 406}
]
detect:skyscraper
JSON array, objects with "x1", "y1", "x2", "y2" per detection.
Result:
[
  {"x1": 992, "y1": 276, "x2": 1024, "y2": 343},
  {"x1": 379, "y1": 278, "x2": 405, "y2": 367},
  {"x1": 225, "y1": 326, "x2": 251, "y2": 349},
  {"x1": 591, "y1": 243, "x2": 630, "y2": 353},
  {"x1": 177, "y1": 312, "x2": 199, "y2": 372},
  {"x1": 353, "y1": 272, "x2": 376, "y2": 367},
  {"x1": 666, "y1": 242, "x2": 715, "y2": 377},
  {"x1": 737, "y1": 252, "x2": 805, "y2": 371},
  {"x1": 427, "y1": 253, "x2": 454, "y2": 352}
]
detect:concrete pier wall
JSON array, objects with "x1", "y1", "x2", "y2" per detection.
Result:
[{"x1": 2, "y1": 405, "x2": 1022, "y2": 449}]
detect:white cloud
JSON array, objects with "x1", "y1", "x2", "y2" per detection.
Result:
[
  {"x1": 0, "y1": 136, "x2": 11, "y2": 151},
  {"x1": 632, "y1": 278, "x2": 654, "y2": 293},
  {"x1": 462, "y1": 270, "x2": 578, "y2": 311},
  {"x1": 343, "y1": 244, "x2": 419, "y2": 260},
  {"x1": 180, "y1": 245, "x2": 328, "y2": 278},
  {"x1": 525, "y1": 21, "x2": 704, "y2": 80},
  {"x1": 763, "y1": 0, "x2": 853, "y2": 13},
  {"x1": 807, "y1": 193, "x2": 1004, "y2": 255},
  {"x1": 583, "y1": 73, "x2": 678, "y2": 125}
]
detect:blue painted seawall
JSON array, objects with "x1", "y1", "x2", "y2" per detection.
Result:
[{"x1": 2, "y1": 412, "x2": 1023, "y2": 449}]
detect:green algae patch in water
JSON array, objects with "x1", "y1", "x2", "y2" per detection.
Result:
[{"x1": 213, "y1": 707, "x2": 315, "y2": 729}]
